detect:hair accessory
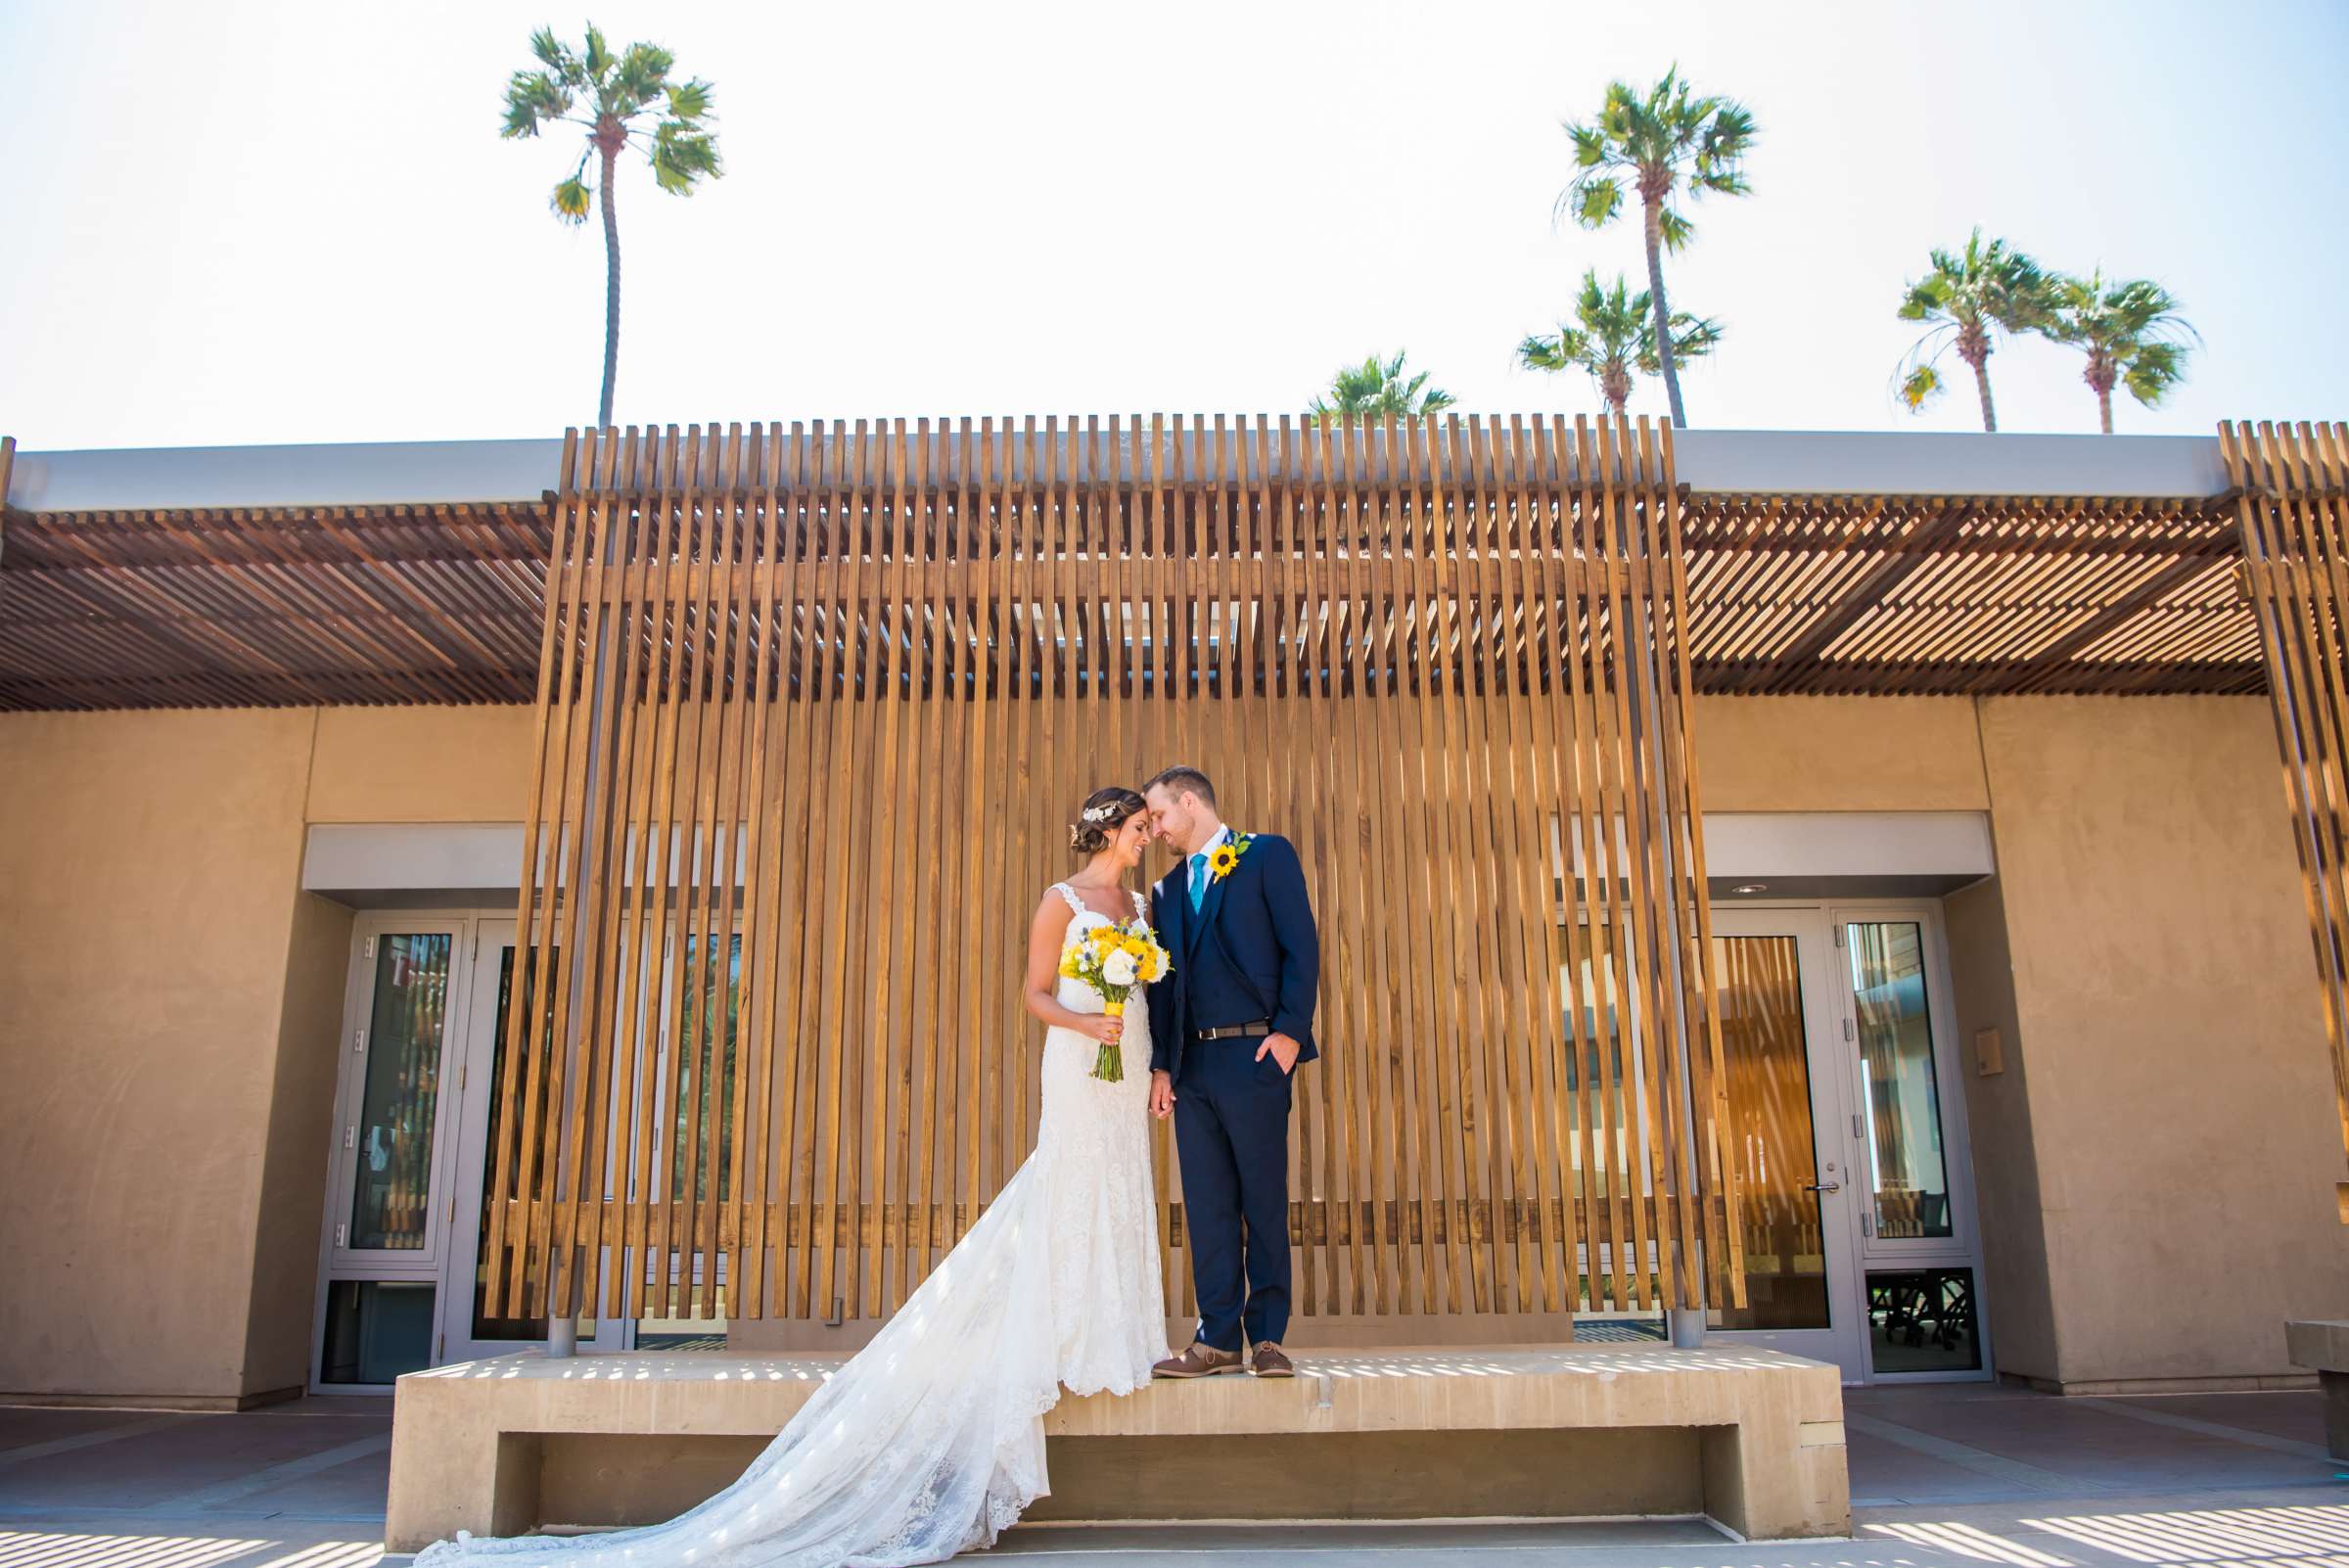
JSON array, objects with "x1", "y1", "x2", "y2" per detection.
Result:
[{"x1": 1081, "y1": 802, "x2": 1122, "y2": 822}]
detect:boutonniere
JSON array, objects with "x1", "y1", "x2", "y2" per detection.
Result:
[{"x1": 1207, "y1": 833, "x2": 1255, "y2": 884}]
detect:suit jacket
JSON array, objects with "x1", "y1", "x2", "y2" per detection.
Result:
[{"x1": 1146, "y1": 831, "x2": 1319, "y2": 1082}]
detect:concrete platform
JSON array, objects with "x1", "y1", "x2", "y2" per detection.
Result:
[
  {"x1": 384, "y1": 1346, "x2": 1850, "y2": 1550},
  {"x1": 5, "y1": 1381, "x2": 2341, "y2": 1568}
]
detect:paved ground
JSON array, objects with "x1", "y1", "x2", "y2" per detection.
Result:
[{"x1": 0, "y1": 1381, "x2": 2341, "y2": 1567}]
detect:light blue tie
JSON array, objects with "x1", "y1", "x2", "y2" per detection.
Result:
[{"x1": 1188, "y1": 850, "x2": 1209, "y2": 911}]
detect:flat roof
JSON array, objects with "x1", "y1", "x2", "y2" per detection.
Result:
[{"x1": 3, "y1": 425, "x2": 2234, "y2": 513}]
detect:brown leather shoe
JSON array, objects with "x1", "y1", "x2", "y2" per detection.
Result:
[
  {"x1": 1152, "y1": 1340, "x2": 1243, "y2": 1378},
  {"x1": 1250, "y1": 1341, "x2": 1295, "y2": 1378}
]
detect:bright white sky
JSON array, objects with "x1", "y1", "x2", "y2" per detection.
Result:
[{"x1": 3, "y1": 0, "x2": 2341, "y2": 450}]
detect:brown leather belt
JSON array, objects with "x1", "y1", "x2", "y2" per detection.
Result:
[{"x1": 1190, "y1": 1020, "x2": 1271, "y2": 1040}]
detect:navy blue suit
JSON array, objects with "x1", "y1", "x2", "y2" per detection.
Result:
[{"x1": 1147, "y1": 831, "x2": 1318, "y2": 1351}]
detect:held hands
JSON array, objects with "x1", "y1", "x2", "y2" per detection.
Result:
[
  {"x1": 1149, "y1": 1070, "x2": 1175, "y2": 1119},
  {"x1": 1256, "y1": 1033, "x2": 1302, "y2": 1075}
]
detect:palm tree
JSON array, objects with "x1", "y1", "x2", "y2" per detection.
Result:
[
  {"x1": 1518, "y1": 269, "x2": 1723, "y2": 416},
  {"x1": 1557, "y1": 68, "x2": 1756, "y2": 428},
  {"x1": 2046, "y1": 269, "x2": 2199, "y2": 434},
  {"x1": 1307, "y1": 351, "x2": 1456, "y2": 423},
  {"x1": 502, "y1": 26, "x2": 722, "y2": 430},
  {"x1": 1895, "y1": 230, "x2": 2054, "y2": 433}
]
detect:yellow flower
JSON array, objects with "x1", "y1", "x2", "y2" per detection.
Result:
[{"x1": 1208, "y1": 842, "x2": 1241, "y2": 879}]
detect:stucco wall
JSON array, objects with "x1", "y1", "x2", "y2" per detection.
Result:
[
  {"x1": 0, "y1": 709, "x2": 337, "y2": 1405},
  {"x1": 1691, "y1": 695, "x2": 1988, "y2": 812},
  {"x1": 306, "y1": 705, "x2": 533, "y2": 823},
  {"x1": 1968, "y1": 696, "x2": 2349, "y2": 1389},
  {"x1": 4, "y1": 694, "x2": 2344, "y2": 1398},
  {"x1": 1943, "y1": 876, "x2": 2061, "y2": 1382}
]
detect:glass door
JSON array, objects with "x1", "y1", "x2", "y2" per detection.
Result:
[
  {"x1": 439, "y1": 920, "x2": 629, "y2": 1363},
  {"x1": 1834, "y1": 907, "x2": 1988, "y2": 1378},
  {"x1": 315, "y1": 922, "x2": 471, "y2": 1387},
  {"x1": 1707, "y1": 907, "x2": 1867, "y2": 1381}
]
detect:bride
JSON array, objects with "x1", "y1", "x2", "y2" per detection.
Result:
[{"x1": 414, "y1": 786, "x2": 1172, "y2": 1568}]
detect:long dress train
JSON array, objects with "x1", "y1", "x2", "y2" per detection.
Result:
[{"x1": 412, "y1": 884, "x2": 1168, "y2": 1568}]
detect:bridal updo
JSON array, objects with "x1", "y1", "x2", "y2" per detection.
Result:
[{"x1": 1069, "y1": 786, "x2": 1147, "y2": 854}]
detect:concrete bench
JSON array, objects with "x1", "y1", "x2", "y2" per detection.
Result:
[{"x1": 387, "y1": 1345, "x2": 1850, "y2": 1550}]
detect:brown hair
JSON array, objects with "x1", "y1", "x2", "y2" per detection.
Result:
[
  {"x1": 1142, "y1": 764, "x2": 1217, "y2": 809},
  {"x1": 1069, "y1": 785, "x2": 1147, "y2": 855}
]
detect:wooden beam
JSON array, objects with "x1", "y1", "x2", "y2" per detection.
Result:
[{"x1": 1743, "y1": 500, "x2": 1979, "y2": 691}]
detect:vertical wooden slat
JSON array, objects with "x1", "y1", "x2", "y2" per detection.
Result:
[
  {"x1": 485, "y1": 428, "x2": 584, "y2": 1316},
  {"x1": 1572, "y1": 414, "x2": 1637, "y2": 1308},
  {"x1": 533, "y1": 427, "x2": 619, "y2": 1317},
  {"x1": 2229, "y1": 420, "x2": 2349, "y2": 1220},
  {"x1": 497, "y1": 416, "x2": 1740, "y2": 1321}
]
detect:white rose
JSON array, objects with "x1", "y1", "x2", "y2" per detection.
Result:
[{"x1": 1102, "y1": 949, "x2": 1139, "y2": 988}]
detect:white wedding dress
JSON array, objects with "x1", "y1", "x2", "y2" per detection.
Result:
[{"x1": 413, "y1": 884, "x2": 1168, "y2": 1568}]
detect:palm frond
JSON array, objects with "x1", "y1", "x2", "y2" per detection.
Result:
[
  {"x1": 1666, "y1": 311, "x2": 1724, "y2": 362},
  {"x1": 550, "y1": 173, "x2": 592, "y2": 224},
  {"x1": 1657, "y1": 206, "x2": 1695, "y2": 253},
  {"x1": 1898, "y1": 364, "x2": 1944, "y2": 413},
  {"x1": 501, "y1": 69, "x2": 571, "y2": 137},
  {"x1": 2123, "y1": 339, "x2": 2190, "y2": 407},
  {"x1": 665, "y1": 76, "x2": 714, "y2": 121},
  {"x1": 528, "y1": 26, "x2": 579, "y2": 80},
  {"x1": 612, "y1": 41, "x2": 675, "y2": 114},
  {"x1": 1896, "y1": 275, "x2": 1949, "y2": 322},
  {"x1": 1558, "y1": 173, "x2": 1623, "y2": 231},
  {"x1": 1308, "y1": 350, "x2": 1453, "y2": 422},
  {"x1": 1517, "y1": 329, "x2": 1586, "y2": 375},
  {"x1": 648, "y1": 121, "x2": 722, "y2": 192}
]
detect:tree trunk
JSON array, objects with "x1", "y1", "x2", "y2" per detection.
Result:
[
  {"x1": 2086, "y1": 351, "x2": 2117, "y2": 435},
  {"x1": 1641, "y1": 197, "x2": 1684, "y2": 429},
  {"x1": 1965, "y1": 352, "x2": 1997, "y2": 434},
  {"x1": 1601, "y1": 362, "x2": 1633, "y2": 417},
  {"x1": 597, "y1": 145, "x2": 622, "y2": 432}
]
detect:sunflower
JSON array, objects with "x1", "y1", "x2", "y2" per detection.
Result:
[{"x1": 1208, "y1": 841, "x2": 1242, "y2": 879}]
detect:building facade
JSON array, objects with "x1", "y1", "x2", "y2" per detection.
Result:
[{"x1": 2, "y1": 421, "x2": 2342, "y2": 1408}]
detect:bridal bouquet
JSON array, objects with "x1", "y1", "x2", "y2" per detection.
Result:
[{"x1": 1060, "y1": 920, "x2": 1172, "y2": 1083}]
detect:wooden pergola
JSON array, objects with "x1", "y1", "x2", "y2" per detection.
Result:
[{"x1": 0, "y1": 426, "x2": 2258, "y2": 713}]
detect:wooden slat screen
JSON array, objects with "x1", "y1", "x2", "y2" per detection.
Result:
[
  {"x1": 2225, "y1": 419, "x2": 2349, "y2": 1221},
  {"x1": 491, "y1": 414, "x2": 1744, "y2": 1325}
]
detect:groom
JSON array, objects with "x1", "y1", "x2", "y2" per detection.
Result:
[{"x1": 1141, "y1": 765, "x2": 1319, "y2": 1380}]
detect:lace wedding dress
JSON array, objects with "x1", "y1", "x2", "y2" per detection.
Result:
[{"x1": 413, "y1": 884, "x2": 1168, "y2": 1568}]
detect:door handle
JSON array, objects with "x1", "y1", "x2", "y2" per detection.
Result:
[{"x1": 1805, "y1": 1179, "x2": 1842, "y2": 1193}]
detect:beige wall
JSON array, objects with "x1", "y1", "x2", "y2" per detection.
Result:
[
  {"x1": 1969, "y1": 696, "x2": 2349, "y2": 1389},
  {"x1": 306, "y1": 705, "x2": 533, "y2": 823},
  {"x1": 1943, "y1": 876, "x2": 2062, "y2": 1381},
  {"x1": 4, "y1": 694, "x2": 2344, "y2": 1399},
  {"x1": 0, "y1": 709, "x2": 343, "y2": 1405},
  {"x1": 1691, "y1": 695, "x2": 1989, "y2": 812}
]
